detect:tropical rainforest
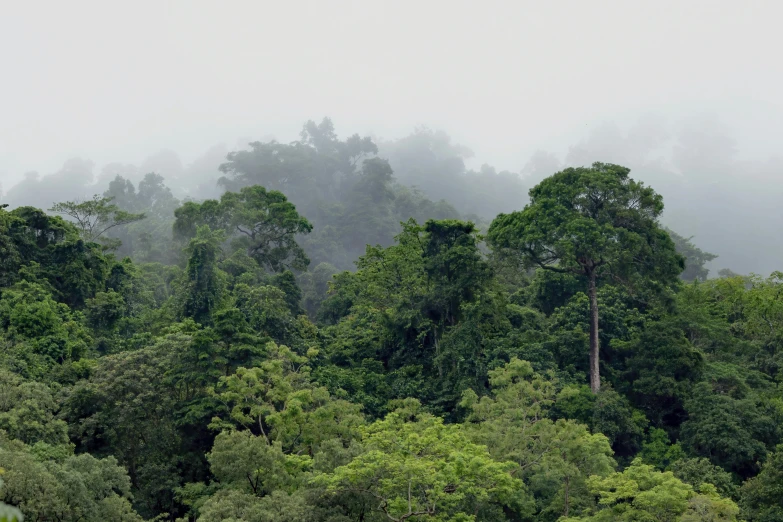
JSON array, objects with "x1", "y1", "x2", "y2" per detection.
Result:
[{"x1": 1, "y1": 119, "x2": 782, "y2": 522}]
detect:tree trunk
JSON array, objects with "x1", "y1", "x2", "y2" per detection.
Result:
[
  {"x1": 433, "y1": 327, "x2": 443, "y2": 377},
  {"x1": 588, "y1": 269, "x2": 600, "y2": 393}
]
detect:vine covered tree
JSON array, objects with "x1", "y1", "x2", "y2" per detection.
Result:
[
  {"x1": 179, "y1": 225, "x2": 227, "y2": 325},
  {"x1": 487, "y1": 163, "x2": 683, "y2": 392}
]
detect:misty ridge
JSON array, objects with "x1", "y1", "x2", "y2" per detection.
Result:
[
  {"x1": 8, "y1": 2, "x2": 783, "y2": 520},
  {"x1": 2, "y1": 112, "x2": 780, "y2": 277}
]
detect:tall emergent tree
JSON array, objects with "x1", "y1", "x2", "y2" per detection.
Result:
[
  {"x1": 50, "y1": 195, "x2": 145, "y2": 249},
  {"x1": 487, "y1": 163, "x2": 683, "y2": 393}
]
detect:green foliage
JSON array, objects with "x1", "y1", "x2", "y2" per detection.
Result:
[
  {"x1": 209, "y1": 342, "x2": 364, "y2": 455},
  {"x1": 232, "y1": 283, "x2": 306, "y2": 349},
  {"x1": 461, "y1": 359, "x2": 615, "y2": 519},
  {"x1": 223, "y1": 186, "x2": 313, "y2": 272},
  {"x1": 740, "y1": 444, "x2": 783, "y2": 521},
  {"x1": 422, "y1": 219, "x2": 492, "y2": 327},
  {"x1": 488, "y1": 162, "x2": 684, "y2": 392},
  {"x1": 219, "y1": 118, "x2": 376, "y2": 210},
  {"x1": 2, "y1": 206, "x2": 112, "y2": 307},
  {"x1": 1, "y1": 143, "x2": 780, "y2": 522},
  {"x1": 178, "y1": 226, "x2": 228, "y2": 325},
  {"x1": 173, "y1": 186, "x2": 312, "y2": 272},
  {"x1": 619, "y1": 319, "x2": 703, "y2": 427},
  {"x1": 208, "y1": 430, "x2": 310, "y2": 497},
  {"x1": 85, "y1": 289, "x2": 126, "y2": 331},
  {"x1": 216, "y1": 120, "x2": 463, "y2": 271},
  {"x1": 103, "y1": 173, "x2": 182, "y2": 262},
  {"x1": 0, "y1": 371, "x2": 68, "y2": 445},
  {"x1": 0, "y1": 437, "x2": 143, "y2": 522},
  {"x1": 639, "y1": 428, "x2": 686, "y2": 470},
  {"x1": 318, "y1": 218, "x2": 513, "y2": 413},
  {"x1": 0, "y1": 281, "x2": 92, "y2": 376},
  {"x1": 50, "y1": 194, "x2": 145, "y2": 250},
  {"x1": 194, "y1": 488, "x2": 315, "y2": 522},
  {"x1": 593, "y1": 387, "x2": 650, "y2": 459},
  {"x1": 64, "y1": 344, "x2": 182, "y2": 516},
  {"x1": 318, "y1": 401, "x2": 524, "y2": 521},
  {"x1": 0, "y1": 210, "x2": 23, "y2": 289},
  {"x1": 561, "y1": 458, "x2": 740, "y2": 522},
  {"x1": 667, "y1": 228, "x2": 718, "y2": 281},
  {"x1": 487, "y1": 162, "x2": 683, "y2": 288},
  {"x1": 299, "y1": 262, "x2": 339, "y2": 318},
  {"x1": 680, "y1": 381, "x2": 781, "y2": 477},
  {"x1": 669, "y1": 458, "x2": 738, "y2": 499}
]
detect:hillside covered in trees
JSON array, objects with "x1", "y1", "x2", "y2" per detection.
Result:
[{"x1": 1, "y1": 119, "x2": 782, "y2": 522}]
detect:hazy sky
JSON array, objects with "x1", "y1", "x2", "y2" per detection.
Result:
[{"x1": 2, "y1": 0, "x2": 783, "y2": 186}]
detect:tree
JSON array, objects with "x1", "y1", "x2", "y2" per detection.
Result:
[
  {"x1": 338, "y1": 158, "x2": 397, "y2": 254},
  {"x1": 207, "y1": 430, "x2": 310, "y2": 498},
  {"x1": 666, "y1": 228, "x2": 718, "y2": 281},
  {"x1": 620, "y1": 318, "x2": 703, "y2": 427},
  {"x1": 679, "y1": 381, "x2": 780, "y2": 478},
  {"x1": 209, "y1": 342, "x2": 364, "y2": 455},
  {"x1": 63, "y1": 344, "x2": 183, "y2": 517},
  {"x1": 194, "y1": 488, "x2": 316, "y2": 522},
  {"x1": 0, "y1": 281, "x2": 92, "y2": 375},
  {"x1": 0, "y1": 208, "x2": 22, "y2": 288},
  {"x1": 487, "y1": 163, "x2": 683, "y2": 392},
  {"x1": 102, "y1": 173, "x2": 181, "y2": 262},
  {"x1": 231, "y1": 283, "x2": 306, "y2": 350},
  {"x1": 179, "y1": 226, "x2": 227, "y2": 325},
  {"x1": 318, "y1": 400, "x2": 523, "y2": 521},
  {"x1": 0, "y1": 477, "x2": 23, "y2": 522},
  {"x1": 50, "y1": 195, "x2": 145, "y2": 249},
  {"x1": 300, "y1": 262, "x2": 340, "y2": 318},
  {"x1": 421, "y1": 219, "x2": 492, "y2": 329},
  {"x1": 218, "y1": 117, "x2": 377, "y2": 208},
  {"x1": 173, "y1": 186, "x2": 313, "y2": 272},
  {"x1": 0, "y1": 371, "x2": 69, "y2": 445},
  {"x1": 221, "y1": 186, "x2": 313, "y2": 272},
  {"x1": 740, "y1": 444, "x2": 783, "y2": 521},
  {"x1": 3, "y1": 207, "x2": 112, "y2": 307},
  {"x1": 639, "y1": 428, "x2": 686, "y2": 470},
  {"x1": 669, "y1": 458, "x2": 738, "y2": 499},
  {"x1": 0, "y1": 437, "x2": 144, "y2": 522},
  {"x1": 136, "y1": 173, "x2": 179, "y2": 215},
  {"x1": 561, "y1": 458, "x2": 740, "y2": 522},
  {"x1": 317, "y1": 218, "x2": 507, "y2": 413},
  {"x1": 460, "y1": 359, "x2": 615, "y2": 519}
]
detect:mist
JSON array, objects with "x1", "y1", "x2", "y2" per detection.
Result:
[
  {"x1": 5, "y1": 4, "x2": 783, "y2": 518},
  {"x1": 2, "y1": 0, "x2": 783, "y2": 276}
]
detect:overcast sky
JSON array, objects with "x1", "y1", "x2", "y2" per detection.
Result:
[{"x1": 1, "y1": 0, "x2": 782, "y2": 186}]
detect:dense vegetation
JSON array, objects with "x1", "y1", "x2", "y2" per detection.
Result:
[{"x1": 1, "y1": 119, "x2": 781, "y2": 522}]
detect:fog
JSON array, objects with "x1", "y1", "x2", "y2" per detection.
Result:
[{"x1": 2, "y1": 1, "x2": 782, "y2": 275}]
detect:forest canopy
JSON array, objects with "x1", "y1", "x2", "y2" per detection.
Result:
[{"x1": 0, "y1": 118, "x2": 779, "y2": 522}]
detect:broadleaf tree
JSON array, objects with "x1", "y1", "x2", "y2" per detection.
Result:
[
  {"x1": 487, "y1": 163, "x2": 683, "y2": 392},
  {"x1": 50, "y1": 195, "x2": 145, "y2": 249},
  {"x1": 173, "y1": 185, "x2": 313, "y2": 272}
]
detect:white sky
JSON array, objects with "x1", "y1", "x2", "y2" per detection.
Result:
[{"x1": 1, "y1": 0, "x2": 782, "y2": 184}]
